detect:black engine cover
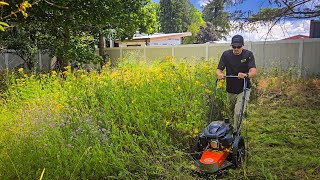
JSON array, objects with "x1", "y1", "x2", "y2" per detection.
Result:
[
  {"x1": 204, "y1": 121, "x2": 231, "y2": 138},
  {"x1": 195, "y1": 121, "x2": 234, "y2": 150}
]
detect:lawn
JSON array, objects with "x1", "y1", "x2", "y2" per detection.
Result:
[{"x1": 224, "y1": 77, "x2": 320, "y2": 180}]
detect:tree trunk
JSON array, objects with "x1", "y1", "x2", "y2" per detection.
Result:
[
  {"x1": 99, "y1": 33, "x2": 105, "y2": 56},
  {"x1": 98, "y1": 33, "x2": 106, "y2": 68},
  {"x1": 56, "y1": 29, "x2": 71, "y2": 71}
]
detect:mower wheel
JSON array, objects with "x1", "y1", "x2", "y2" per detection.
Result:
[
  {"x1": 232, "y1": 136, "x2": 245, "y2": 168},
  {"x1": 191, "y1": 135, "x2": 204, "y2": 159}
]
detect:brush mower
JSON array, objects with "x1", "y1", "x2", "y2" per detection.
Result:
[{"x1": 192, "y1": 76, "x2": 248, "y2": 173}]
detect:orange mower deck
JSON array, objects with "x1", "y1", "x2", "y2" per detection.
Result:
[{"x1": 196, "y1": 150, "x2": 230, "y2": 173}]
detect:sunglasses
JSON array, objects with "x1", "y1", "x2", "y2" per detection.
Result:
[{"x1": 232, "y1": 45, "x2": 242, "y2": 49}]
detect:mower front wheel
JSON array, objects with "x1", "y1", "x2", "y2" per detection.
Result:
[{"x1": 232, "y1": 136, "x2": 245, "y2": 168}]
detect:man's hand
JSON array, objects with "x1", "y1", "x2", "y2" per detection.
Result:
[
  {"x1": 238, "y1": 72, "x2": 248, "y2": 79},
  {"x1": 217, "y1": 73, "x2": 225, "y2": 80}
]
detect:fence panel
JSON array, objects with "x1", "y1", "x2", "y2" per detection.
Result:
[
  {"x1": 7, "y1": 52, "x2": 25, "y2": 69},
  {"x1": 102, "y1": 39, "x2": 320, "y2": 76},
  {"x1": 252, "y1": 41, "x2": 300, "y2": 71},
  {"x1": 0, "y1": 53, "x2": 5, "y2": 69},
  {"x1": 302, "y1": 39, "x2": 320, "y2": 76},
  {"x1": 174, "y1": 44, "x2": 206, "y2": 61},
  {"x1": 146, "y1": 46, "x2": 172, "y2": 61},
  {"x1": 207, "y1": 44, "x2": 230, "y2": 61},
  {"x1": 1, "y1": 39, "x2": 320, "y2": 76}
]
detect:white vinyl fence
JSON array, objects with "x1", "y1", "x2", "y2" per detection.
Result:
[
  {"x1": 1, "y1": 39, "x2": 320, "y2": 77},
  {"x1": 0, "y1": 50, "x2": 55, "y2": 71},
  {"x1": 104, "y1": 38, "x2": 320, "y2": 77}
]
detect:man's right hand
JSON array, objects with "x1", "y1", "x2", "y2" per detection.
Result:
[{"x1": 217, "y1": 73, "x2": 224, "y2": 80}]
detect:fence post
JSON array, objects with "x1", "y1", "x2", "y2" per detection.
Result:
[
  {"x1": 38, "y1": 50, "x2": 42, "y2": 70},
  {"x1": 4, "y1": 52, "x2": 9, "y2": 69},
  {"x1": 120, "y1": 47, "x2": 123, "y2": 60},
  {"x1": 144, "y1": 46, "x2": 147, "y2": 61},
  {"x1": 206, "y1": 43, "x2": 209, "y2": 60},
  {"x1": 298, "y1": 39, "x2": 304, "y2": 77},
  {"x1": 248, "y1": 41, "x2": 252, "y2": 51},
  {"x1": 171, "y1": 45, "x2": 175, "y2": 58}
]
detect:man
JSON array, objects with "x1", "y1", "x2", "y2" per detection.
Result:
[{"x1": 216, "y1": 35, "x2": 257, "y2": 132}]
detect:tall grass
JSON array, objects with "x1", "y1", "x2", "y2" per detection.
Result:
[{"x1": 0, "y1": 57, "x2": 227, "y2": 179}]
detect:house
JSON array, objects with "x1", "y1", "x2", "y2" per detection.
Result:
[
  {"x1": 115, "y1": 32, "x2": 192, "y2": 47},
  {"x1": 282, "y1": 35, "x2": 309, "y2": 40}
]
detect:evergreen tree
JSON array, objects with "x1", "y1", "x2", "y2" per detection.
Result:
[
  {"x1": 159, "y1": 0, "x2": 194, "y2": 33},
  {"x1": 202, "y1": 0, "x2": 230, "y2": 40},
  {"x1": 196, "y1": 22, "x2": 218, "y2": 43}
]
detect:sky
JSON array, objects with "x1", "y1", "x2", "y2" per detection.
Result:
[{"x1": 152, "y1": 0, "x2": 314, "y2": 42}]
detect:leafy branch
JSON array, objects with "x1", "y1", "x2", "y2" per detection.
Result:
[{"x1": 0, "y1": 1, "x2": 34, "y2": 31}]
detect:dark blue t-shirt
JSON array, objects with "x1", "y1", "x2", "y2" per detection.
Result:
[{"x1": 217, "y1": 49, "x2": 256, "y2": 94}]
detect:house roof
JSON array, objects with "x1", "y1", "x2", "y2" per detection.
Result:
[
  {"x1": 132, "y1": 32, "x2": 192, "y2": 40},
  {"x1": 282, "y1": 35, "x2": 309, "y2": 40},
  {"x1": 115, "y1": 32, "x2": 192, "y2": 44}
]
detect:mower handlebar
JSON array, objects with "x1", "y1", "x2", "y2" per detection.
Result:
[
  {"x1": 209, "y1": 75, "x2": 248, "y2": 132},
  {"x1": 220, "y1": 75, "x2": 249, "y2": 79}
]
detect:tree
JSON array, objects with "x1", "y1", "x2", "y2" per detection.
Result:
[
  {"x1": 183, "y1": 8, "x2": 206, "y2": 44},
  {"x1": 0, "y1": 1, "x2": 32, "y2": 32},
  {"x1": 138, "y1": 2, "x2": 159, "y2": 35},
  {"x1": 195, "y1": 22, "x2": 219, "y2": 43},
  {"x1": 231, "y1": 0, "x2": 320, "y2": 30},
  {"x1": 159, "y1": 0, "x2": 194, "y2": 33},
  {"x1": 1, "y1": 0, "x2": 158, "y2": 70},
  {"x1": 202, "y1": 0, "x2": 231, "y2": 40}
]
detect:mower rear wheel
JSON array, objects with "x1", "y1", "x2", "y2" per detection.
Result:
[
  {"x1": 191, "y1": 135, "x2": 203, "y2": 159},
  {"x1": 232, "y1": 136, "x2": 245, "y2": 168}
]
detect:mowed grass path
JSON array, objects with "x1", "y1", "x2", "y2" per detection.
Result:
[{"x1": 224, "y1": 78, "x2": 320, "y2": 180}]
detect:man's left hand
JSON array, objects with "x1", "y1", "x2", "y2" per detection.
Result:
[{"x1": 238, "y1": 72, "x2": 248, "y2": 79}]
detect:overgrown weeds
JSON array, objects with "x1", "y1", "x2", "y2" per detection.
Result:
[
  {"x1": 0, "y1": 58, "x2": 319, "y2": 179},
  {"x1": 0, "y1": 58, "x2": 220, "y2": 179}
]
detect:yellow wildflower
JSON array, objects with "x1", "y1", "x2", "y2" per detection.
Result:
[
  {"x1": 165, "y1": 121, "x2": 171, "y2": 127},
  {"x1": 11, "y1": 11, "x2": 17, "y2": 17},
  {"x1": 110, "y1": 71, "x2": 119, "y2": 78},
  {"x1": 203, "y1": 65, "x2": 210, "y2": 71},
  {"x1": 18, "y1": 68, "x2": 24, "y2": 73},
  {"x1": 93, "y1": 75, "x2": 99, "y2": 80},
  {"x1": 0, "y1": 2, "x2": 9, "y2": 6},
  {"x1": 165, "y1": 55, "x2": 172, "y2": 62},
  {"x1": 64, "y1": 65, "x2": 71, "y2": 71},
  {"x1": 20, "y1": 1, "x2": 32, "y2": 11},
  {"x1": 204, "y1": 88, "x2": 211, "y2": 94},
  {"x1": 19, "y1": 1, "x2": 32, "y2": 18},
  {"x1": 21, "y1": 11, "x2": 28, "y2": 18},
  {"x1": 192, "y1": 128, "x2": 199, "y2": 138},
  {"x1": 80, "y1": 74, "x2": 87, "y2": 79},
  {"x1": 218, "y1": 79, "x2": 224, "y2": 89},
  {"x1": 63, "y1": 71, "x2": 70, "y2": 76}
]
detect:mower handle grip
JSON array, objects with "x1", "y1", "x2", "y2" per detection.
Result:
[{"x1": 221, "y1": 75, "x2": 248, "y2": 79}]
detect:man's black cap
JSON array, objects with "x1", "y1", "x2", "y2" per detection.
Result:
[{"x1": 231, "y1": 35, "x2": 244, "y2": 46}]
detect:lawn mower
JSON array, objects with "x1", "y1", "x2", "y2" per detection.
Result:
[{"x1": 192, "y1": 76, "x2": 248, "y2": 173}]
